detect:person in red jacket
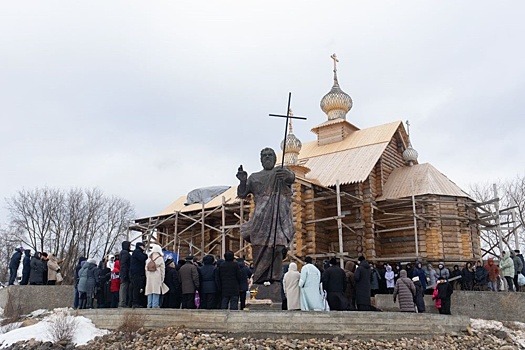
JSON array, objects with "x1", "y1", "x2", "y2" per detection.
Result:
[
  {"x1": 110, "y1": 257, "x2": 121, "y2": 308},
  {"x1": 484, "y1": 257, "x2": 500, "y2": 292}
]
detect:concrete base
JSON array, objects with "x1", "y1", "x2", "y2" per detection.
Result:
[
  {"x1": 77, "y1": 308, "x2": 469, "y2": 339},
  {"x1": 375, "y1": 290, "x2": 525, "y2": 323},
  {"x1": 0, "y1": 285, "x2": 74, "y2": 316}
]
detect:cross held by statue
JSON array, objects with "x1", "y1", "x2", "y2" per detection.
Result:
[{"x1": 269, "y1": 92, "x2": 307, "y2": 167}]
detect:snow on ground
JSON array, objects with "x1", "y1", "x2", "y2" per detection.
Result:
[
  {"x1": 471, "y1": 318, "x2": 525, "y2": 348},
  {"x1": 27, "y1": 309, "x2": 48, "y2": 318},
  {"x1": 0, "y1": 310, "x2": 108, "y2": 348}
]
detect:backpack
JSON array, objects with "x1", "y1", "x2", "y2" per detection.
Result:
[{"x1": 147, "y1": 255, "x2": 161, "y2": 272}]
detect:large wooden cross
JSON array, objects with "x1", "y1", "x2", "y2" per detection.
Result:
[{"x1": 269, "y1": 92, "x2": 307, "y2": 167}]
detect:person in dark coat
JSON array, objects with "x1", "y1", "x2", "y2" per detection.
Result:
[
  {"x1": 449, "y1": 264, "x2": 460, "y2": 290},
  {"x1": 321, "y1": 258, "x2": 348, "y2": 311},
  {"x1": 474, "y1": 259, "x2": 488, "y2": 291},
  {"x1": 74, "y1": 257, "x2": 87, "y2": 308},
  {"x1": 460, "y1": 262, "x2": 474, "y2": 291},
  {"x1": 8, "y1": 247, "x2": 24, "y2": 285},
  {"x1": 344, "y1": 261, "x2": 356, "y2": 310},
  {"x1": 377, "y1": 263, "x2": 387, "y2": 294},
  {"x1": 370, "y1": 263, "x2": 381, "y2": 297},
  {"x1": 199, "y1": 255, "x2": 218, "y2": 309},
  {"x1": 179, "y1": 256, "x2": 200, "y2": 309},
  {"x1": 96, "y1": 260, "x2": 111, "y2": 308},
  {"x1": 405, "y1": 263, "x2": 414, "y2": 279},
  {"x1": 436, "y1": 277, "x2": 453, "y2": 315},
  {"x1": 130, "y1": 242, "x2": 148, "y2": 308},
  {"x1": 162, "y1": 259, "x2": 182, "y2": 308},
  {"x1": 412, "y1": 262, "x2": 427, "y2": 291},
  {"x1": 237, "y1": 258, "x2": 252, "y2": 310},
  {"x1": 29, "y1": 252, "x2": 45, "y2": 285},
  {"x1": 20, "y1": 249, "x2": 31, "y2": 285},
  {"x1": 216, "y1": 251, "x2": 241, "y2": 310},
  {"x1": 119, "y1": 241, "x2": 131, "y2": 307},
  {"x1": 412, "y1": 276, "x2": 425, "y2": 313},
  {"x1": 40, "y1": 252, "x2": 49, "y2": 285},
  {"x1": 354, "y1": 256, "x2": 372, "y2": 311}
]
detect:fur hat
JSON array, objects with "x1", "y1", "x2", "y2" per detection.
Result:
[{"x1": 150, "y1": 244, "x2": 163, "y2": 255}]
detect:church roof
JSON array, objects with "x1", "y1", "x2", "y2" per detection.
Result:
[
  {"x1": 297, "y1": 120, "x2": 405, "y2": 186},
  {"x1": 377, "y1": 163, "x2": 470, "y2": 201}
]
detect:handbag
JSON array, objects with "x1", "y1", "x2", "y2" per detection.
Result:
[
  {"x1": 56, "y1": 272, "x2": 63, "y2": 283},
  {"x1": 518, "y1": 273, "x2": 525, "y2": 287},
  {"x1": 194, "y1": 290, "x2": 201, "y2": 309}
]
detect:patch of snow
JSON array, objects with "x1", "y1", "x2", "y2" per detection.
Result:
[
  {"x1": 0, "y1": 313, "x2": 108, "y2": 348},
  {"x1": 27, "y1": 309, "x2": 48, "y2": 318},
  {"x1": 0, "y1": 322, "x2": 21, "y2": 335},
  {"x1": 470, "y1": 318, "x2": 525, "y2": 348}
]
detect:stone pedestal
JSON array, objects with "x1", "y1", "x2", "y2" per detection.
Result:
[
  {"x1": 252, "y1": 282, "x2": 282, "y2": 302},
  {"x1": 244, "y1": 298, "x2": 273, "y2": 310}
]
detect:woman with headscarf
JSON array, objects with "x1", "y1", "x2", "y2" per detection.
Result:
[
  {"x1": 299, "y1": 257, "x2": 324, "y2": 311},
  {"x1": 393, "y1": 269, "x2": 416, "y2": 312},
  {"x1": 145, "y1": 244, "x2": 169, "y2": 308},
  {"x1": 46, "y1": 253, "x2": 61, "y2": 285},
  {"x1": 283, "y1": 262, "x2": 301, "y2": 310},
  {"x1": 78, "y1": 258, "x2": 99, "y2": 309}
]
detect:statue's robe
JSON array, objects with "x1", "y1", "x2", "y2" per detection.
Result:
[{"x1": 238, "y1": 167, "x2": 295, "y2": 283}]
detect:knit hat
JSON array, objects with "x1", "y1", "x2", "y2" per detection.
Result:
[{"x1": 87, "y1": 258, "x2": 97, "y2": 265}]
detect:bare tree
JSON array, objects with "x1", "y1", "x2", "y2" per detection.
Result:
[
  {"x1": 5, "y1": 187, "x2": 135, "y2": 283},
  {"x1": 469, "y1": 176, "x2": 525, "y2": 258}
]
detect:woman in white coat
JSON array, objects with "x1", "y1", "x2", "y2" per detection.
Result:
[
  {"x1": 299, "y1": 257, "x2": 324, "y2": 311},
  {"x1": 145, "y1": 245, "x2": 169, "y2": 308},
  {"x1": 283, "y1": 262, "x2": 301, "y2": 310}
]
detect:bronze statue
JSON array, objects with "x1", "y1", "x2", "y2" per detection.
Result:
[{"x1": 236, "y1": 147, "x2": 295, "y2": 284}]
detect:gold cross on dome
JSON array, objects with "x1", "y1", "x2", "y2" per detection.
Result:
[{"x1": 331, "y1": 53, "x2": 339, "y2": 72}]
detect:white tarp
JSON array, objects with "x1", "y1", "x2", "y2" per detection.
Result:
[{"x1": 185, "y1": 186, "x2": 231, "y2": 205}]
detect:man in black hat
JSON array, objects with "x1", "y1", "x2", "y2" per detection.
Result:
[
  {"x1": 179, "y1": 255, "x2": 200, "y2": 309},
  {"x1": 321, "y1": 257, "x2": 348, "y2": 311},
  {"x1": 130, "y1": 242, "x2": 148, "y2": 308}
]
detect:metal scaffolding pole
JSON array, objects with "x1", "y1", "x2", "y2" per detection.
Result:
[
  {"x1": 494, "y1": 184, "x2": 504, "y2": 255},
  {"x1": 221, "y1": 196, "x2": 226, "y2": 256},
  {"x1": 336, "y1": 180, "x2": 344, "y2": 268}
]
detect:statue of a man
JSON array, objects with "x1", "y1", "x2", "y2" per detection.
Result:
[{"x1": 236, "y1": 147, "x2": 295, "y2": 284}]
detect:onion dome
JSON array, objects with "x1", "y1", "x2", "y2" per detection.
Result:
[
  {"x1": 403, "y1": 144, "x2": 419, "y2": 166},
  {"x1": 403, "y1": 120, "x2": 418, "y2": 166},
  {"x1": 280, "y1": 110, "x2": 302, "y2": 165},
  {"x1": 320, "y1": 54, "x2": 353, "y2": 120}
]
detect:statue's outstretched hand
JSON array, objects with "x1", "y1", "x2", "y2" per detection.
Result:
[{"x1": 236, "y1": 165, "x2": 248, "y2": 182}]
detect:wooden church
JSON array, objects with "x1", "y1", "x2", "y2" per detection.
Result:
[{"x1": 133, "y1": 57, "x2": 482, "y2": 264}]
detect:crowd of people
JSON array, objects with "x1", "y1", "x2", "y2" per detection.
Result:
[
  {"x1": 8, "y1": 247, "x2": 63, "y2": 286},
  {"x1": 7, "y1": 243, "x2": 525, "y2": 314}
]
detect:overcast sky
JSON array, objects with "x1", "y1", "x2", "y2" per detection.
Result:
[{"x1": 1, "y1": 1, "x2": 524, "y2": 224}]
